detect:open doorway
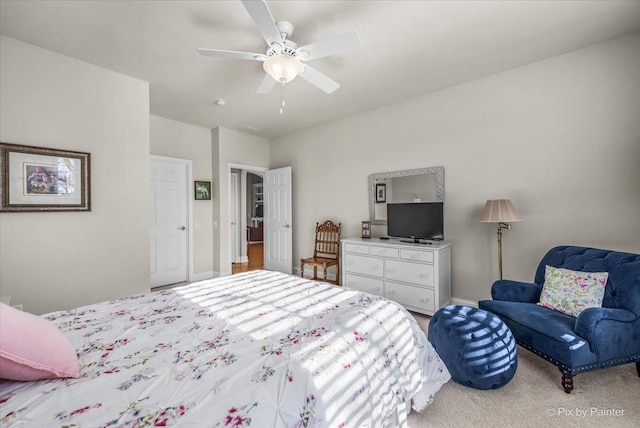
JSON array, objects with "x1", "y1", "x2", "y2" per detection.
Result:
[{"x1": 230, "y1": 167, "x2": 265, "y2": 274}]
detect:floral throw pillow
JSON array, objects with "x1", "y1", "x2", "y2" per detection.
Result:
[{"x1": 537, "y1": 266, "x2": 608, "y2": 317}]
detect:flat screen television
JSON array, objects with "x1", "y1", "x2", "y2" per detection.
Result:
[{"x1": 387, "y1": 202, "x2": 444, "y2": 243}]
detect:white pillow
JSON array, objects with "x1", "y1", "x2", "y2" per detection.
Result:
[{"x1": 537, "y1": 266, "x2": 608, "y2": 317}]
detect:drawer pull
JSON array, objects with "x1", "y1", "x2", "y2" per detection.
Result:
[
  {"x1": 371, "y1": 265, "x2": 380, "y2": 270},
  {"x1": 348, "y1": 260, "x2": 354, "y2": 266},
  {"x1": 388, "y1": 290, "x2": 396, "y2": 295},
  {"x1": 412, "y1": 254, "x2": 419, "y2": 258},
  {"x1": 374, "y1": 287, "x2": 380, "y2": 292},
  {"x1": 421, "y1": 298, "x2": 429, "y2": 303},
  {"x1": 387, "y1": 267, "x2": 395, "y2": 273},
  {"x1": 420, "y1": 273, "x2": 429, "y2": 278}
]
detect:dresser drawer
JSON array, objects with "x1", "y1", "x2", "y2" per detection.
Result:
[
  {"x1": 344, "y1": 254, "x2": 384, "y2": 278},
  {"x1": 370, "y1": 246, "x2": 399, "y2": 258},
  {"x1": 344, "y1": 243, "x2": 370, "y2": 255},
  {"x1": 385, "y1": 259, "x2": 434, "y2": 287},
  {"x1": 386, "y1": 281, "x2": 435, "y2": 313},
  {"x1": 344, "y1": 274, "x2": 384, "y2": 296},
  {"x1": 400, "y1": 248, "x2": 434, "y2": 263}
]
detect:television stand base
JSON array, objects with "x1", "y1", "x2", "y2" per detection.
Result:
[
  {"x1": 399, "y1": 237, "x2": 444, "y2": 245},
  {"x1": 399, "y1": 238, "x2": 421, "y2": 244}
]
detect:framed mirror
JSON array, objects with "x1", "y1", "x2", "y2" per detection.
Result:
[{"x1": 368, "y1": 166, "x2": 444, "y2": 225}]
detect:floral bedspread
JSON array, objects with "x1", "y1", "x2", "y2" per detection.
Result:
[{"x1": 1, "y1": 270, "x2": 450, "y2": 427}]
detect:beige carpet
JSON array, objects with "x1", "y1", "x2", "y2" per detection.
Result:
[{"x1": 407, "y1": 313, "x2": 640, "y2": 428}]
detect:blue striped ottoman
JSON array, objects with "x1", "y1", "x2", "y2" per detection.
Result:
[{"x1": 428, "y1": 305, "x2": 518, "y2": 389}]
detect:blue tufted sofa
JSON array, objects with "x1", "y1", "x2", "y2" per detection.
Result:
[{"x1": 479, "y1": 246, "x2": 640, "y2": 393}]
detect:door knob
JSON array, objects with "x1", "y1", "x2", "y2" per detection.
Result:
[
  {"x1": 178, "y1": 226, "x2": 186, "y2": 231},
  {"x1": 283, "y1": 224, "x2": 291, "y2": 229}
]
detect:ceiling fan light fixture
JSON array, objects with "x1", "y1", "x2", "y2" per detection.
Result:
[{"x1": 263, "y1": 54, "x2": 303, "y2": 83}]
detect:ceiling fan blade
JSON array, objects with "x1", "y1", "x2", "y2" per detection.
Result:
[
  {"x1": 256, "y1": 74, "x2": 277, "y2": 94},
  {"x1": 297, "y1": 31, "x2": 361, "y2": 61},
  {"x1": 241, "y1": 0, "x2": 283, "y2": 47},
  {"x1": 197, "y1": 48, "x2": 266, "y2": 61},
  {"x1": 299, "y1": 65, "x2": 340, "y2": 94}
]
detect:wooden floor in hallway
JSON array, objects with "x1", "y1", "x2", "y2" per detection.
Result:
[{"x1": 232, "y1": 241, "x2": 264, "y2": 274}]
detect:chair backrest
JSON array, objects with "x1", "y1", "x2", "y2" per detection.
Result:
[
  {"x1": 534, "y1": 246, "x2": 640, "y2": 315},
  {"x1": 313, "y1": 221, "x2": 342, "y2": 260}
]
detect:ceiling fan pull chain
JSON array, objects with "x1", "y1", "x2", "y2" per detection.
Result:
[{"x1": 280, "y1": 81, "x2": 286, "y2": 114}]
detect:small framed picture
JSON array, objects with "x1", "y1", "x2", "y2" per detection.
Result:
[
  {"x1": 361, "y1": 220, "x2": 371, "y2": 238},
  {"x1": 375, "y1": 183, "x2": 386, "y2": 203},
  {"x1": 194, "y1": 181, "x2": 211, "y2": 200}
]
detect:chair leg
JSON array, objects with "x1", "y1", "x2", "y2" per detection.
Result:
[
  {"x1": 561, "y1": 370, "x2": 574, "y2": 394},
  {"x1": 336, "y1": 263, "x2": 340, "y2": 286},
  {"x1": 300, "y1": 260, "x2": 304, "y2": 278},
  {"x1": 322, "y1": 264, "x2": 328, "y2": 282},
  {"x1": 313, "y1": 265, "x2": 317, "y2": 280},
  {"x1": 636, "y1": 361, "x2": 640, "y2": 377}
]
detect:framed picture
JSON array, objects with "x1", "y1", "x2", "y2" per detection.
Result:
[
  {"x1": 361, "y1": 220, "x2": 371, "y2": 238},
  {"x1": 194, "y1": 181, "x2": 211, "y2": 200},
  {"x1": 0, "y1": 143, "x2": 90, "y2": 212},
  {"x1": 375, "y1": 183, "x2": 386, "y2": 203}
]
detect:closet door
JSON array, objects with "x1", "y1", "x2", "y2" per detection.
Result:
[{"x1": 150, "y1": 156, "x2": 188, "y2": 287}]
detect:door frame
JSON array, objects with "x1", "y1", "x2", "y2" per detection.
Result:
[
  {"x1": 230, "y1": 171, "x2": 239, "y2": 263},
  {"x1": 151, "y1": 154, "x2": 193, "y2": 283},
  {"x1": 228, "y1": 163, "x2": 268, "y2": 272}
]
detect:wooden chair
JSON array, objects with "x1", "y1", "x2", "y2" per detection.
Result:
[{"x1": 300, "y1": 220, "x2": 342, "y2": 285}]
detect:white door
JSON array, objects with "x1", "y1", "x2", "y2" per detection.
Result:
[
  {"x1": 150, "y1": 157, "x2": 188, "y2": 288},
  {"x1": 264, "y1": 166, "x2": 292, "y2": 274},
  {"x1": 230, "y1": 172, "x2": 239, "y2": 263}
]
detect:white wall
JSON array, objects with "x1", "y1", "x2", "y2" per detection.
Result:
[
  {"x1": 270, "y1": 32, "x2": 640, "y2": 303},
  {"x1": 0, "y1": 36, "x2": 150, "y2": 314},
  {"x1": 150, "y1": 115, "x2": 213, "y2": 280},
  {"x1": 3, "y1": 32, "x2": 637, "y2": 312},
  {"x1": 211, "y1": 127, "x2": 270, "y2": 275}
]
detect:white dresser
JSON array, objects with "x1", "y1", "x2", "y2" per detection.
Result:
[{"x1": 341, "y1": 237, "x2": 452, "y2": 315}]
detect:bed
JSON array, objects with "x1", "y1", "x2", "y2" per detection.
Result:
[{"x1": 1, "y1": 270, "x2": 450, "y2": 427}]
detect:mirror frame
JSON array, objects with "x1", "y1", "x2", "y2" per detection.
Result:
[{"x1": 368, "y1": 166, "x2": 445, "y2": 225}]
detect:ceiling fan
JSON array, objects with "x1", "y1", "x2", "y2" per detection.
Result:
[{"x1": 197, "y1": 0, "x2": 361, "y2": 95}]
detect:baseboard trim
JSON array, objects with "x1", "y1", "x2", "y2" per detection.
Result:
[
  {"x1": 190, "y1": 271, "x2": 215, "y2": 282},
  {"x1": 450, "y1": 297, "x2": 479, "y2": 308}
]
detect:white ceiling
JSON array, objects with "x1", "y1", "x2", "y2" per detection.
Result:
[{"x1": 2, "y1": 0, "x2": 640, "y2": 139}]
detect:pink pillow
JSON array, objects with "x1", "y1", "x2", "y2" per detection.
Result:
[{"x1": 0, "y1": 303, "x2": 80, "y2": 381}]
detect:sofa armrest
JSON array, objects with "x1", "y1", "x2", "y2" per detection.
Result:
[
  {"x1": 574, "y1": 307, "x2": 637, "y2": 348},
  {"x1": 491, "y1": 280, "x2": 541, "y2": 303}
]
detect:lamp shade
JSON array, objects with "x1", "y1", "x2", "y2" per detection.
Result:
[
  {"x1": 480, "y1": 199, "x2": 522, "y2": 223},
  {"x1": 263, "y1": 54, "x2": 303, "y2": 83}
]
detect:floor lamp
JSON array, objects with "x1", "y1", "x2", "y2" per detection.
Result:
[{"x1": 480, "y1": 199, "x2": 522, "y2": 279}]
